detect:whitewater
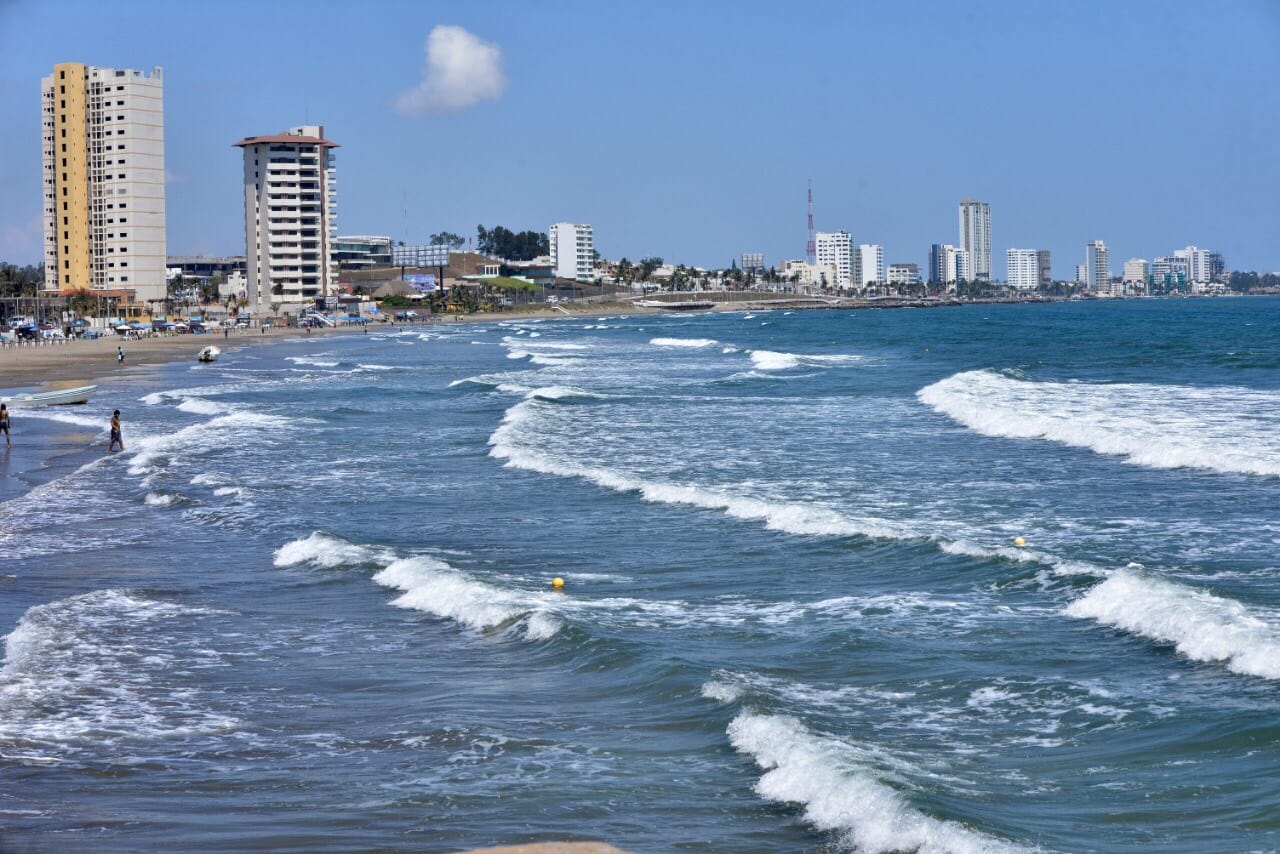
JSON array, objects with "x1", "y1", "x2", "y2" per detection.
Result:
[{"x1": 3, "y1": 298, "x2": 1279, "y2": 852}]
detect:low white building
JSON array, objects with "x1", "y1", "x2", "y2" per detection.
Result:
[
  {"x1": 549, "y1": 222, "x2": 594, "y2": 281},
  {"x1": 887, "y1": 263, "x2": 920, "y2": 286}
]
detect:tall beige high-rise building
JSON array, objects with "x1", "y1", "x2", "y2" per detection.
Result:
[
  {"x1": 41, "y1": 62, "x2": 166, "y2": 304},
  {"x1": 235, "y1": 126, "x2": 339, "y2": 313},
  {"x1": 957, "y1": 198, "x2": 991, "y2": 281}
]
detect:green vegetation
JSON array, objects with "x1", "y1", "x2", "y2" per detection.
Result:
[
  {"x1": 475, "y1": 225, "x2": 549, "y2": 261},
  {"x1": 429, "y1": 231, "x2": 466, "y2": 249},
  {"x1": 1227, "y1": 271, "x2": 1280, "y2": 292},
  {"x1": 484, "y1": 276, "x2": 538, "y2": 291}
]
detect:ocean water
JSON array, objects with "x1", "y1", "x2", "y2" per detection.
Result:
[{"x1": 3, "y1": 297, "x2": 1279, "y2": 852}]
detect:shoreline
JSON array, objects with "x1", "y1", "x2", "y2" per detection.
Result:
[{"x1": 0, "y1": 290, "x2": 1253, "y2": 388}]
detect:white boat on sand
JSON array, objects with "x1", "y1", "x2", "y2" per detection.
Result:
[
  {"x1": 197, "y1": 346, "x2": 221, "y2": 363},
  {"x1": 0, "y1": 385, "x2": 97, "y2": 408}
]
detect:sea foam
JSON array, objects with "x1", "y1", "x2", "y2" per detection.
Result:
[
  {"x1": 0, "y1": 590, "x2": 237, "y2": 759},
  {"x1": 728, "y1": 712, "x2": 1028, "y2": 853},
  {"x1": 1066, "y1": 568, "x2": 1280, "y2": 679},
  {"x1": 650, "y1": 337, "x2": 718, "y2": 348},
  {"x1": 918, "y1": 370, "x2": 1280, "y2": 477}
]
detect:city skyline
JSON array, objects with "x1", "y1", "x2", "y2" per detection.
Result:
[{"x1": 1, "y1": 0, "x2": 1278, "y2": 277}]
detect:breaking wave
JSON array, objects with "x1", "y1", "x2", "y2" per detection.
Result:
[
  {"x1": 728, "y1": 712, "x2": 1028, "y2": 853},
  {"x1": 1066, "y1": 568, "x2": 1280, "y2": 679},
  {"x1": 650, "y1": 337, "x2": 718, "y2": 348},
  {"x1": 749, "y1": 351, "x2": 868, "y2": 371},
  {"x1": 273, "y1": 533, "x2": 561, "y2": 640},
  {"x1": 918, "y1": 370, "x2": 1280, "y2": 477}
]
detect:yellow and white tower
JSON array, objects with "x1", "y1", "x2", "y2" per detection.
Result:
[{"x1": 41, "y1": 63, "x2": 166, "y2": 304}]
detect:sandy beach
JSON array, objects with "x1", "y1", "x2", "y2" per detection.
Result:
[{"x1": 0, "y1": 305, "x2": 614, "y2": 387}]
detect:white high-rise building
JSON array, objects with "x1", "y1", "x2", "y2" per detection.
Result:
[
  {"x1": 815, "y1": 231, "x2": 853, "y2": 287},
  {"x1": 1085, "y1": 240, "x2": 1110, "y2": 292},
  {"x1": 236, "y1": 125, "x2": 339, "y2": 313},
  {"x1": 956, "y1": 249, "x2": 971, "y2": 283},
  {"x1": 42, "y1": 62, "x2": 167, "y2": 304},
  {"x1": 1123, "y1": 258, "x2": 1150, "y2": 285},
  {"x1": 549, "y1": 222, "x2": 594, "y2": 281},
  {"x1": 1006, "y1": 248, "x2": 1040, "y2": 290},
  {"x1": 958, "y1": 199, "x2": 991, "y2": 281},
  {"x1": 1175, "y1": 246, "x2": 1211, "y2": 283},
  {"x1": 857, "y1": 243, "x2": 884, "y2": 286}
]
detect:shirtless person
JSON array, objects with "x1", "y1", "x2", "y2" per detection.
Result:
[{"x1": 109, "y1": 409, "x2": 125, "y2": 452}]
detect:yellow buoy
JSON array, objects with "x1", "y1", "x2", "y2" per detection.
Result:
[
  {"x1": 551, "y1": 577, "x2": 565, "y2": 589},
  {"x1": 1013, "y1": 537, "x2": 1027, "y2": 548}
]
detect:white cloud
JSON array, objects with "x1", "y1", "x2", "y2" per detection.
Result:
[{"x1": 394, "y1": 25, "x2": 507, "y2": 116}]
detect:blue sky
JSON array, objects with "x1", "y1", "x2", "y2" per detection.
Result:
[{"x1": 1, "y1": 0, "x2": 1278, "y2": 276}]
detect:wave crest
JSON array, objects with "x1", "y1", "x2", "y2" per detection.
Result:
[
  {"x1": 1066, "y1": 568, "x2": 1280, "y2": 679},
  {"x1": 728, "y1": 712, "x2": 1028, "y2": 853},
  {"x1": 918, "y1": 370, "x2": 1280, "y2": 477}
]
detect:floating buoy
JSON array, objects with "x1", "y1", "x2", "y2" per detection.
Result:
[
  {"x1": 551, "y1": 577, "x2": 565, "y2": 589},
  {"x1": 1013, "y1": 537, "x2": 1027, "y2": 548}
]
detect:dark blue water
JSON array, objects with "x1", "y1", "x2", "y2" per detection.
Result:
[{"x1": 3, "y1": 297, "x2": 1279, "y2": 852}]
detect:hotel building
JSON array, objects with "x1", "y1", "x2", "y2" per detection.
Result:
[
  {"x1": 235, "y1": 125, "x2": 339, "y2": 313},
  {"x1": 41, "y1": 62, "x2": 166, "y2": 304},
  {"x1": 549, "y1": 222, "x2": 594, "y2": 281}
]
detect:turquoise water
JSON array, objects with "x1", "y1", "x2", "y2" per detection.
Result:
[{"x1": 2, "y1": 297, "x2": 1279, "y2": 852}]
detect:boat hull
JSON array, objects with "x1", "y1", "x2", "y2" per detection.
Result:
[{"x1": 0, "y1": 384, "x2": 97, "y2": 408}]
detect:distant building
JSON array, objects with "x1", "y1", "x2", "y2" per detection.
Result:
[
  {"x1": 1123, "y1": 258, "x2": 1150, "y2": 285},
  {"x1": 741, "y1": 252, "x2": 765, "y2": 272},
  {"x1": 929, "y1": 243, "x2": 970, "y2": 285},
  {"x1": 1036, "y1": 250, "x2": 1051, "y2": 287},
  {"x1": 958, "y1": 199, "x2": 991, "y2": 281},
  {"x1": 334, "y1": 236, "x2": 392, "y2": 270},
  {"x1": 1076, "y1": 263, "x2": 1087, "y2": 284},
  {"x1": 235, "y1": 125, "x2": 339, "y2": 313},
  {"x1": 42, "y1": 62, "x2": 167, "y2": 303},
  {"x1": 1175, "y1": 246, "x2": 1212, "y2": 283},
  {"x1": 1208, "y1": 251, "x2": 1226, "y2": 282},
  {"x1": 1085, "y1": 240, "x2": 1109, "y2": 292},
  {"x1": 1006, "y1": 248, "x2": 1040, "y2": 290},
  {"x1": 1150, "y1": 255, "x2": 1189, "y2": 289},
  {"x1": 549, "y1": 222, "x2": 594, "y2": 281},
  {"x1": 166, "y1": 255, "x2": 247, "y2": 280},
  {"x1": 857, "y1": 243, "x2": 884, "y2": 286},
  {"x1": 887, "y1": 263, "x2": 920, "y2": 286},
  {"x1": 815, "y1": 231, "x2": 854, "y2": 287}
]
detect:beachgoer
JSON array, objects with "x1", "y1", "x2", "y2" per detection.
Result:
[
  {"x1": 224, "y1": 327, "x2": 229, "y2": 339},
  {"x1": 109, "y1": 409, "x2": 124, "y2": 452},
  {"x1": 0, "y1": 403, "x2": 10, "y2": 448},
  {"x1": 117, "y1": 345, "x2": 125, "y2": 364}
]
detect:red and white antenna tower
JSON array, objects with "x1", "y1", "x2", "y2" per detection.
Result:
[{"x1": 806, "y1": 179, "x2": 816, "y2": 264}]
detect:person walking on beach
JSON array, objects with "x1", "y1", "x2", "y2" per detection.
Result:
[
  {"x1": 117, "y1": 345, "x2": 125, "y2": 365},
  {"x1": 0, "y1": 403, "x2": 10, "y2": 449},
  {"x1": 109, "y1": 409, "x2": 124, "y2": 452}
]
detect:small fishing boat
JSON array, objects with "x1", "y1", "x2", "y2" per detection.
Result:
[
  {"x1": 197, "y1": 346, "x2": 221, "y2": 363},
  {"x1": 0, "y1": 385, "x2": 97, "y2": 408}
]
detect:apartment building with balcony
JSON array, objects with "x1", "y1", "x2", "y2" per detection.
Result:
[
  {"x1": 549, "y1": 222, "x2": 594, "y2": 281},
  {"x1": 41, "y1": 62, "x2": 166, "y2": 304},
  {"x1": 235, "y1": 125, "x2": 338, "y2": 312}
]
